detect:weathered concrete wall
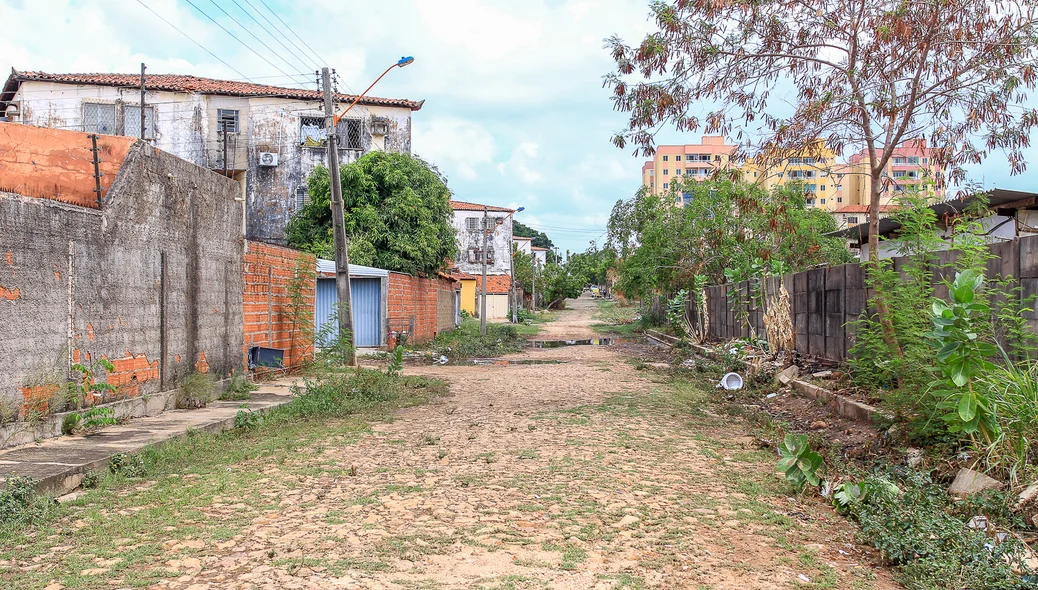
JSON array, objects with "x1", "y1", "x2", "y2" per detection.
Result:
[
  {"x1": 452, "y1": 210, "x2": 514, "y2": 276},
  {"x1": 243, "y1": 241, "x2": 315, "y2": 370},
  {"x1": 0, "y1": 131, "x2": 244, "y2": 414}
]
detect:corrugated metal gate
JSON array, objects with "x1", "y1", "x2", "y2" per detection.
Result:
[{"x1": 316, "y1": 277, "x2": 382, "y2": 347}]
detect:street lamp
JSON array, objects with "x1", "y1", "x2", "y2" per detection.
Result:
[
  {"x1": 322, "y1": 56, "x2": 414, "y2": 365},
  {"x1": 480, "y1": 205, "x2": 524, "y2": 337}
]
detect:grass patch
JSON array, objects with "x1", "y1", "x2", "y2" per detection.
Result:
[
  {"x1": 425, "y1": 319, "x2": 528, "y2": 358},
  {"x1": 0, "y1": 369, "x2": 446, "y2": 589}
]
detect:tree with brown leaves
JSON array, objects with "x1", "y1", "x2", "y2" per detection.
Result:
[{"x1": 605, "y1": 0, "x2": 1038, "y2": 354}]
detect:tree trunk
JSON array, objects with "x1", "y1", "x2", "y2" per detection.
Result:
[{"x1": 866, "y1": 172, "x2": 903, "y2": 358}]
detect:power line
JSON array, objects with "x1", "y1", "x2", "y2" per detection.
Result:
[
  {"x1": 201, "y1": 0, "x2": 312, "y2": 87},
  {"x1": 255, "y1": 0, "x2": 330, "y2": 71},
  {"x1": 227, "y1": 0, "x2": 316, "y2": 81},
  {"x1": 240, "y1": 0, "x2": 321, "y2": 72},
  {"x1": 132, "y1": 0, "x2": 253, "y2": 83}
]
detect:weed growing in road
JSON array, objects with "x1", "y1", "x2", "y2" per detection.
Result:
[
  {"x1": 108, "y1": 452, "x2": 146, "y2": 478},
  {"x1": 234, "y1": 406, "x2": 261, "y2": 431},
  {"x1": 61, "y1": 406, "x2": 117, "y2": 435},
  {"x1": 0, "y1": 477, "x2": 54, "y2": 527},
  {"x1": 220, "y1": 370, "x2": 256, "y2": 401},
  {"x1": 177, "y1": 372, "x2": 215, "y2": 409}
]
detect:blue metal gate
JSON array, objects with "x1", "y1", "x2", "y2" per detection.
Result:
[{"x1": 315, "y1": 278, "x2": 382, "y2": 347}]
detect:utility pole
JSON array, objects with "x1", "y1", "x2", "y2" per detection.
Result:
[
  {"x1": 139, "y1": 63, "x2": 146, "y2": 140},
  {"x1": 480, "y1": 206, "x2": 490, "y2": 337},
  {"x1": 221, "y1": 120, "x2": 228, "y2": 177},
  {"x1": 322, "y1": 67, "x2": 355, "y2": 364},
  {"x1": 531, "y1": 256, "x2": 537, "y2": 312},
  {"x1": 510, "y1": 247, "x2": 518, "y2": 324}
]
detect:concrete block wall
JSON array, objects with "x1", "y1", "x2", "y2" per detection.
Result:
[
  {"x1": 243, "y1": 241, "x2": 315, "y2": 369},
  {"x1": 387, "y1": 273, "x2": 458, "y2": 344},
  {"x1": 0, "y1": 126, "x2": 244, "y2": 417}
]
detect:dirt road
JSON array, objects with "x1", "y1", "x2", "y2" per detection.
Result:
[{"x1": 156, "y1": 297, "x2": 897, "y2": 589}]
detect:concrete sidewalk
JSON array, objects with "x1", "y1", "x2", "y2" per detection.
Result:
[{"x1": 0, "y1": 377, "x2": 304, "y2": 496}]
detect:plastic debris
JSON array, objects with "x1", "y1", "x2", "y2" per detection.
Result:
[{"x1": 718, "y1": 372, "x2": 744, "y2": 390}]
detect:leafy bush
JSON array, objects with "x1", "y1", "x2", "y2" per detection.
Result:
[
  {"x1": 776, "y1": 434, "x2": 824, "y2": 489},
  {"x1": 0, "y1": 477, "x2": 54, "y2": 527},
  {"x1": 852, "y1": 476, "x2": 1034, "y2": 589},
  {"x1": 220, "y1": 370, "x2": 257, "y2": 401},
  {"x1": 977, "y1": 357, "x2": 1038, "y2": 485},
  {"x1": 234, "y1": 406, "x2": 261, "y2": 431},
  {"x1": 108, "y1": 453, "x2": 146, "y2": 478},
  {"x1": 61, "y1": 406, "x2": 117, "y2": 435},
  {"x1": 386, "y1": 347, "x2": 404, "y2": 376},
  {"x1": 431, "y1": 319, "x2": 524, "y2": 359},
  {"x1": 177, "y1": 372, "x2": 215, "y2": 409}
]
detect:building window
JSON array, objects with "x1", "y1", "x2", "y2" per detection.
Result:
[
  {"x1": 894, "y1": 157, "x2": 906, "y2": 164},
  {"x1": 216, "y1": 109, "x2": 240, "y2": 133},
  {"x1": 663, "y1": 182, "x2": 668, "y2": 189},
  {"x1": 714, "y1": 154, "x2": 722, "y2": 162},
  {"x1": 682, "y1": 192, "x2": 692, "y2": 204},
  {"x1": 295, "y1": 185, "x2": 310, "y2": 209},
  {"x1": 466, "y1": 217, "x2": 481, "y2": 232},
  {"x1": 820, "y1": 185, "x2": 825, "y2": 191},
  {"x1": 907, "y1": 156, "x2": 920, "y2": 164},
  {"x1": 83, "y1": 103, "x2": 118, "y2": 135},
  {"x1": 663, "y1": 169, "x2": 668, "y2": 175},
  {"x1": 300, "y1": 116, "x2": 327, "y2": 147},
  {"x1": 837, "y1": 197, "x2": 843, "y2": 203},
  {"x1": 337, "y1": 118, "x2": 364, "y2": 150},
  {"x1": 663, "y1": 155, "x2": 669, "y2": 161},
  {"x1": 123, "y1": 105, "x2": 155, "y2": 139},
  {"x1": 820, "y1": 198, "x2": 826, "y2": 204},
  {"x1": 789, "y1": 157, "x2": 801, "y2": 164},
  {"x1": 675, "y1": 155, "x2": 682, "y2": 161},
  {"x1": 922, "y1": 157, "x2": 928, "y2": 164},
  {"x1": 847, "y1": 216, "x2": 859, "y2": 224},
  {"x1": 675, "y1": 169, "x2": 681, "y2": 175},
  {"x1": 804, "y1": 157, "x2": 815, "y2": 164},
  {"x1": 893, "y1": 170, "x2": 906, "y2": 178}
]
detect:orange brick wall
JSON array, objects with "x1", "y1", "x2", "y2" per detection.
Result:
[
  {"x1": 243, "y1": 241, "x2": 316, "y2": 370},
  {"x1": 387, "y1": 273, "x2": 458, "y2": 344}
]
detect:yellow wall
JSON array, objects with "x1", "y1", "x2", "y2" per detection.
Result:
[{"x1": 460, "y1": 279, "x2": 477, "y2": 315}]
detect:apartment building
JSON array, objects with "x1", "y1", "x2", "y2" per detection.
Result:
[
  {"x1": 0, "y1": 69, "x2": 423, "y2": 244},
  {"x1": 843, "y1": 140, "x2": 943, "y2": 207},
  {"x1": 640, "y1": 136, "x2": 737, "y2": 201}
]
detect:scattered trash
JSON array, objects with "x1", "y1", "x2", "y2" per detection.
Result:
[
  {"x1": 906, "y1": 447, "x2": 924, "y2": 469},
  {"x1": 812, "y1": 370, "x2": 833, "y2": 378},
  {"x1": 797, "y1": 573, "x2": 811, "y2": 583},
  {"x1": 438, "y1": 355, "x2": 449, "y2": 365},
  {"x1": 718, "y1": 372, "x2": 744, "y2": 390},
  {"x1": 777, "y1": 365, "x2": 799, "y2": 385},
  {"x1": 765, "y1": 392, "x2": 778, "y2": 399}
]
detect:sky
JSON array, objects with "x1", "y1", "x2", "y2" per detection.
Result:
[{"x1": 1, "y1": 0, "x2": 1033, "y2": 254}]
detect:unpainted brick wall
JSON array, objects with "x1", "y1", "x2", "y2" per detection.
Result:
[
  {"x1": 0, "y1": 134, "x2": 244, "y2": 412},
  {"x1": 387, "y1": 273, "x2": 458, "y2": 343},
  {"x1": 243, "y1": 241, "x2": 316, "y2": 369}
]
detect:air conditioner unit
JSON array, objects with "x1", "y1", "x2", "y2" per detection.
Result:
[
  {"x1": 258, "y1": 152, "x2": 279, "y2": 167},
  {"x1": 371, "y1": 120, "x2": 390, "y2": 136}
]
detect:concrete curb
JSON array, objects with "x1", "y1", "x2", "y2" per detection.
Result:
[
  {"x1": 0, "y1": 379, "x2": 300, "y2": 496},
  {"x1": 644, "y1": 330, "x2": 885, "y2": 424}
]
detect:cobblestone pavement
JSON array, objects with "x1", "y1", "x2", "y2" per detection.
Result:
[{"x1": 147, "y1": 298, "x2": 898, "y2": 590}]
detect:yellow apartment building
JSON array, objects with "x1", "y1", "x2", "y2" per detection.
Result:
[{"x1": 640, "y1": 136, "x2": 738, "y2": 204}]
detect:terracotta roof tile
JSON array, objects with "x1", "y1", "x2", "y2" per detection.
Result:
[
  {"x1": 9, "y1": 70, "x2": 423, "y2": 110},
  {"x1": 449, "y1": 200, "x2": 514, "y2": 213}
]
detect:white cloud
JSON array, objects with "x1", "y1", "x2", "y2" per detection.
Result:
[
  {"x1": 412, "y1": 117, "x2": 495, "y2": 181},
  {"x1": 497, "y1": 142, "x2": 541, "y2": 184}
]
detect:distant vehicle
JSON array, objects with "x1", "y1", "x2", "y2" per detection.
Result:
[{"x1": 590, "y1": 285, "x2": 602, "y2": 299}]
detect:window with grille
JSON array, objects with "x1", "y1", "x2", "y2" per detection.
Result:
[
  {"x1": 123, "y1": 105, "x2": 155, "y2": 138},
  {"x1": 847, "y1": 216, "x2": 859, "y2": 224},
  {"x1": 300, "y1": 116, "x2": 327, "y2": 147},
  {"x1": 337, "y1": 118, "x2": 364, "y2": 150},
  {"x1": 217, "y1": 109, "x2": 240, "y2": 133},
  {"x1": 485, "y1": 247, "x2": 495, "y2": 262},
  {"x1": 295, "y1": 185, "x2": 310, "y2": 210},
  {"x1": 466, "y1": 217, "x2": 480, "y2": 232},
  {"x1": 83, "y1": 103, "x2": 117, "y2": 135}
]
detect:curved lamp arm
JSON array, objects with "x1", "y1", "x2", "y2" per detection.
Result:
[{"x1": 333, "y1": 56, "x2": 414, "y2": 126}]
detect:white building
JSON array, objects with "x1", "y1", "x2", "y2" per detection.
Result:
[
  {"x1": 513, "y1": 236, "x2": 533, "y2": 255},
  {"x1": 448, "y1": 200, "x2": 515, "y2": 319},
  {"x1": 0, "y1": 69, "x2": 423, "y2": 244}
]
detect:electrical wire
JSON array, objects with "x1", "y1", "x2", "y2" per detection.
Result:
[
  {"x1": 240, "y1": 0, "x2": 322, "y2": 72},
  {"x1": 255, "y1": 0, "x2": 331, "y2": 74},
  {"x1": 199, "y1": 0, "x2": 312, "y2": 87},
  {"x1": 227, "y1": 0, "x2": 316, "y2": 78},
  {"x1": 132, "y1": 0, "x2": 254, "y2": 83}
]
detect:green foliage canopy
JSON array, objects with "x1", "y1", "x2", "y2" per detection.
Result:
[
  {"x1": 606, "y1": 180, "x2": 851, "y2": 300},
  {"x1": 286, "y1": 152, "x2": 458, "y2": 276}
]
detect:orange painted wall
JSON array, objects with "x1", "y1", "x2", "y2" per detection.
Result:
[{"x1": 0, "y1": 123, "x2": 134, "y2": 208}]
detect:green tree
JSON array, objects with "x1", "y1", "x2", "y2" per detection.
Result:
[
  {"x1": 286, "y1": 152, "x2": 458, "y2": 275},
  {"x1": 607, "y1": 179, "x2": 850, "y2": 301},
  {"x1": 512, "y1": 220, "x2": 555, "y2": 252}
]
